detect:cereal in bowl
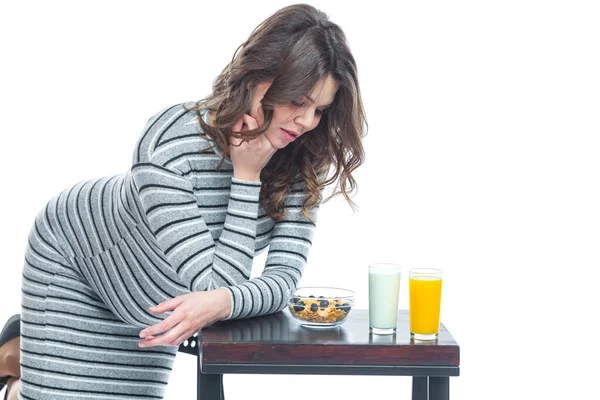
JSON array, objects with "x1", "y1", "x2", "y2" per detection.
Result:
[{"x1": 289, "y1": 295, "x2": 352, "y2": 323}]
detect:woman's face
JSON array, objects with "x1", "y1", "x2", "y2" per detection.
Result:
[{"x1": 249, "y1": 74, "x2": 339, "y2": 149}]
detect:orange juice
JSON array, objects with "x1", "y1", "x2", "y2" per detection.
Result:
[{"x1": 409, "y1": 274, "x2": 442, "y2": 337}]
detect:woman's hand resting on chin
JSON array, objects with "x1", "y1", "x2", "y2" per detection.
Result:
[{"x1": 229, "y1": 113, "x2": 277, "y2": 182}]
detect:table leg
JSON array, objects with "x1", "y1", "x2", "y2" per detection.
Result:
[
  {"x1": 221, "y1": 376, "x2": 225, "y2": 400},
  {"x1": 412, "y1": 377, "x2": 428, "y2": 400},
  {"x1": 429, "y1": 377, "x2": 449, "y2": 400},
  {"x1": 198, "y1": 372, "x2": 224, "y2": 400}
]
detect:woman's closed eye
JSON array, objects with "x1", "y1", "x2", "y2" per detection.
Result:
[{"x1": 291, "y1": 100, "x2": 323, "y2": 115}]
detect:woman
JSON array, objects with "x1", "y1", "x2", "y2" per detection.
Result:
[{"x1": 0, "y1": 3, "x2": 365, "y2": 399}]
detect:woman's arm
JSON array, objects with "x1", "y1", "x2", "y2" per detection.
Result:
[
  {"x1": 131, "y1": 160, "x2": 263, "y2": 292},
  {"x1": 223, "y1": 179, "x2": 319, "y2": 320},
  {"x1": 131, "y1": 105, "x2": 277, "y2": 294},
  {"x1": 136, "y1": 178, "x2": 320, "y2": 347}
]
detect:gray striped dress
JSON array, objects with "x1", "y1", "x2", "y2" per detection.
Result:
[{"x1": 19, "y1": 103, "x2": 318, "y2": 399}]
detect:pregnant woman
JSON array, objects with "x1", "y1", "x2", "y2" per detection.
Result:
[{"x1": 0, "y1": 4, "x2": 366, "y2": 400}]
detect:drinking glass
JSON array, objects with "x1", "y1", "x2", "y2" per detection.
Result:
[
  {"x1": 409, "y1": 268, "x2": 443, "y2": 341},
  {"x1": 368, "y1": 263, "x2": 402, "y2": 335}
]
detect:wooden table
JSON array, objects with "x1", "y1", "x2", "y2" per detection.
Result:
[{"x1": 178, "y1": 309, "x2": 460, "y2": 400}]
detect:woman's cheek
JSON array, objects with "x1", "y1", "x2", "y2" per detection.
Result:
[{"x1": 311, "y1": 116, "x2": 321, "y2": 131}]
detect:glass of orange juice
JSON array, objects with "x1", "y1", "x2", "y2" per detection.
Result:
[{"x1": 409, "y1": 268, "x2": 443, "y2": 341}]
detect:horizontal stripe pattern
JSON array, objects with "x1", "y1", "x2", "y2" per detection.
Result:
[
  {"x1": 20, "y1": 103, "x2": 318, "y2": 398},
  {"x1": 226, "y1": 181, "x2": 319, "y2": 319},
  {"x1": 129, "y1": 104, "x2": 318, "y2": 320},
  {"x1": 21, "y1": 211, "x2": 177, "y2": 399},
  {"x1": 130, "y1": 162, "x2": 262, "y2": 289}
]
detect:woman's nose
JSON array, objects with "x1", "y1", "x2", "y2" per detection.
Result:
[{"x1": 295, "y1": 110, "x2": 315, "y2": 132}]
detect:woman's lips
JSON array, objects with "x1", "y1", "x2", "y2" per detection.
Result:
[{"x1": 281, "y1": 128, "x2": 297, "y2": 142}]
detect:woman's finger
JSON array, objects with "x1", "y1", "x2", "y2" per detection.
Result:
[
  {"x1": 149, "y1": 295, "x2": 185, "y2": 314},
  {"x1": 230, "y1": 113, "x2": 259, "y2": 148},
  {"x1": 232, "y1": 116, "x2": 244, "y2": 132},
  {"x1": 140, "y1": 309, "x2": 182, "y2": 338},
  {"x1": 172, "y1": 329, "x2": 197, "y2": 348},
  {"x1": 230, "y1": 135, "x2": 244, "y2": 147},
  {"x1": 242, "y1": 114, "x2": 259, "y2": 131},
  {"x1": 139, "y1": 324, "x2": 182, "y2": 348}
]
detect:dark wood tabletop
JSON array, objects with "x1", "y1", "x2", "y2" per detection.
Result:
[{"x1": 196, "y1": 309, "x2": 460, "y2": 376}]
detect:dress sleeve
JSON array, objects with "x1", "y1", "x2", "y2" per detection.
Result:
[
  {"x1": 224, "y1": 180, "x2": 319, "y2": 320},
  {"x1": 130, "y1": 160, "x2": 263, "y2": 292}
]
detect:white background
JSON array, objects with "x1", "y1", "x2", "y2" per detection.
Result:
[{"x1": 1, "y1": 0, "x2": 599, "y2": 399}]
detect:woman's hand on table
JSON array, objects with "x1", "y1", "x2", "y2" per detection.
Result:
[{"x1": 138, "y1": 288, "x2": 231, "y2": 348}]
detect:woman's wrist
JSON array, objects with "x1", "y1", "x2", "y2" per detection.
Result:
[
  {"x1": 233, "y1": 171, "x2": 261, "y2": 182},
  {"x1": 213, "y1": 288, "x2": 233, "y2": 320}
]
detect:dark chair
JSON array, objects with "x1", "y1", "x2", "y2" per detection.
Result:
[{"x1": 177, "y1": 333, "x2": 199, "y2": 356}]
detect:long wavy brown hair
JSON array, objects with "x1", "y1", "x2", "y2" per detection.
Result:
[{"x1": 185, "y1": 4, "x2": 366, "y2": 221}]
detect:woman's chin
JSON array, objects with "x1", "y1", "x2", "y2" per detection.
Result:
[{"x1": 264, "y1": 133, "x2": 286, "y2": 150}]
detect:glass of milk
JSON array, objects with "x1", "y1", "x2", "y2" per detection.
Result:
[{"x1": 368, "y1": 263, "x2": 402, "y2": 335}]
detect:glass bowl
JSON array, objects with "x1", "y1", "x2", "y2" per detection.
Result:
[{"x1": 285, "y1": 287, "x2": 355, "y2": 328}]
